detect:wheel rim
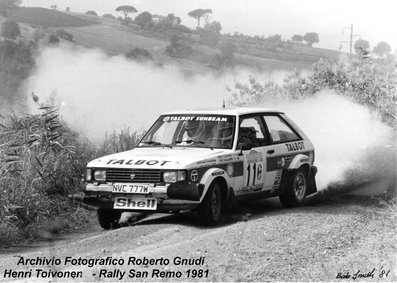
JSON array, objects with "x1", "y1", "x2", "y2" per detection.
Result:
[
  {"x1": 293, "y1": 172, "x2": 306, "y2": 200},
  {"x1": 211, "y1": 185, "x2": 222, "y2": 220}
]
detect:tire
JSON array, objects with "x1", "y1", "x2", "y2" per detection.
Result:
[
  {"x1": 279, "y1": 168, "x2": 308, "y2": 208},
  {"x1": 97, "y1": 208, "x2": 121, "y2": 230},
  {"x1": 197, "y1": 182, "x2": 223, "y2": 226}
]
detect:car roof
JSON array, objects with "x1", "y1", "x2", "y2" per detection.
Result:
[{"x1": 162, "y1": 107, "x2": 283, "y2": 116}]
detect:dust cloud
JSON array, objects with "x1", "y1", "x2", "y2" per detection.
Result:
[
  {"x1": 22, "y1": 45, "x2": 395, "y2": 193},
  {"x1": 22, "y1": 44, "x2": 283, "y2": 140},
  {"x1": 261, "y1": 91, "x2": 396, "y2": 191}
]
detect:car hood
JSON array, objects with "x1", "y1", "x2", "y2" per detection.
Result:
[{"x1": 87, "y1": 147, "x2": 230, "y2": 170}]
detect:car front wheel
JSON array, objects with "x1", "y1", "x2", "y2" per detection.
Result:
[
  {"x1": 97, "y1": 208, "x2": 121, "y2": 230},
  {"x1": 197, "y1": 182, "x2": 223, "y2": 226},
  {"x1": 279, "y1": 168, "x2": 308, "y2": 208}
]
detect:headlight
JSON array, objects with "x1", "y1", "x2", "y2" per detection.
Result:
[
  {"x1": 94, "y1": 170, "x2": 106, "y2": 181},
  {"x1": 163, "y1": 171, "x2": 186, "y2": 183},
  {"x1": 86, "y1": 168, "x2": 92, "y2": 181}
]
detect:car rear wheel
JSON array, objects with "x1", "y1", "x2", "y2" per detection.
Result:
[
  {"x1": 197, "y1": 182, "x2": 223, "y2": 226},
  {"x1": 279, "y1": 168, "x2": 308, "y2": 208},
  {"x1": 97, "y1": 208, "x2": 122, "y2": 230}
]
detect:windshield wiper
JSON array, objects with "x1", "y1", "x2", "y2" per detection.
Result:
[
  {"x1": 140, "y1": 141, "x2": 172, "y2": 148},
  {"x1": 141, "y1": 140, "x2": 162, "y2": 145}
]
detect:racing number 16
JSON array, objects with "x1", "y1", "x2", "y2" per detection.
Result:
[{"x1": 246, "y1": 163, "x2": 262, "y2": 186}]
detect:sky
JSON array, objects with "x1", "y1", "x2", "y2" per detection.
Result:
[{"x1": 22, "y1": 0, "x2": 397, "y2": 51}]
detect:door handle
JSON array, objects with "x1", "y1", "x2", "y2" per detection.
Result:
[{"x1": 267, "y1": 150, "x2": 275, "y2": 154}]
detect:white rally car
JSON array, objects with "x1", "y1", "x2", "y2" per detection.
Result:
[{"x1": 78, "y1": 108, "x2": 317, "y2": 228}]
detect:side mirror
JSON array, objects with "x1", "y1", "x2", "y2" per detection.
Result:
[{"x1": 237, "y1": 137, "x2": 253, "y2": 154}]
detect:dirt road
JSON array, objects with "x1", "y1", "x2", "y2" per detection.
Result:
[{"x1": 0, "y1": 194, "x2": 396, "y2": 282}]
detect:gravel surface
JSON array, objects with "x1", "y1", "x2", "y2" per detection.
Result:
[{"x1": 0, "y1": 195, "x2": 395, "y2": 282}]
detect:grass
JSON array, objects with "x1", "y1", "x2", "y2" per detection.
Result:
[{"x1": 9, "y1": 7, "x2": 98, "y2": 27}]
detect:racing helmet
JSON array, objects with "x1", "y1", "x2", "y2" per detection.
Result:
[{"x1": 184, "y1": 121, "x2": 206, "y2": 139}]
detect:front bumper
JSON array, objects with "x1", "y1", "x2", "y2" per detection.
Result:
[{"x1": 70, "y1": 182, "x2": 204, "y2": 212}]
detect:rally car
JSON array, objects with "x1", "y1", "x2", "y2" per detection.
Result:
[{"x1": 77, "y1": 108, "x2": 317, "y2": 228}]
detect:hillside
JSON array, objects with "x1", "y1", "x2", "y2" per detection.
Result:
[{"x1": 6, "y1": 7, "x2": 344, "y2": 74}]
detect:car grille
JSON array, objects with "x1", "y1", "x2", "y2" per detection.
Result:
[{"x1": 105, "y1": 168, "x2": 162, "y2": 183}]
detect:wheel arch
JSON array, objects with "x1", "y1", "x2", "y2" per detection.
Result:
[{"x1": 199, "y1": 168, "x2": 231, "y2": 204}]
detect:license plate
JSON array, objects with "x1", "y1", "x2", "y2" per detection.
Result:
[
  {"x1": 112, "y1": 183, "x2": 151, "y2": 194},
  {"x1": 113, "y1": 198, "x2": 157, "y2": 210}
]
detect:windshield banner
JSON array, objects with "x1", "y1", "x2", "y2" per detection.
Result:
[{"x1": 162, "y1": 115, "x2": 233, "y2": 123}]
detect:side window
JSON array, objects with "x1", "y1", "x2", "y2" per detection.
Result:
[
  {"x1": 263, "y1": 115, "x2": 300, "y2": 143},
  {"x1": 238, "y1": 116, "x2": 267, "y2": 148}
]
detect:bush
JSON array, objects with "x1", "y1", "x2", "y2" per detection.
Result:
[
  {"x1": 48, "y1": 34, "x2": 60, "y2": 44},
  {"x1": 165, "y1": 34, "x2": 193, "y2": 58},
  {"x1": 173, "y1": 24, "x2": 191, "y2": 34},
  {"x1": 85, "y1": 10, "x2": 97, "y2": 16},
  {"x1": 56, "y1": 29, "x2": 73, "y2": 42},
  {"x1": 0, "y1": 106, "x2": 97, "y2": 246},
  {"x1": 1, "y1": 19, "x2": 20, "y2": 39},
  {"x1": 32, "y1": 28, "x2": 45, "y2": 42},
  {"x1": 230, "y1": 59, "x2": 396, "y2": 126},
  {"x1": 102, "y1": 13, "x2": 116, "y2": 19},
  {"x1": 0, "y1": 40, "x2": 35, "y2": 106},
  {"x1": 125, "y1": 47, "x2": 153, "y2": 62}
]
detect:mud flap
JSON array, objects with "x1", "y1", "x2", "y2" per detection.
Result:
[
  {"x1": 307, "y1": 166, "x2": 318, "y2": 196},
  {"x1": 167, "y1": 183, "x2": 203, "y2": 201}
]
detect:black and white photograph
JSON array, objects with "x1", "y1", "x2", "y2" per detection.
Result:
[{"x1": 0, "y1": 0, "x2": 396, "y2": 282}]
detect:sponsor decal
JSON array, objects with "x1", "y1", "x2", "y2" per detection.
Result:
[
  {"x1": 301, "y1": 158, "x2": 309, "y2": 162},
  {"x1": 162, "y1": 115, "x2": 232, "y2": 123},
  {"x1": 226, "y1": 163, "x2": 234, "y2": 177},
  {"x1": 285, "y1": 141, "x2": 305, "y2": 152},
  {"x1": 277, "y1": 157, "x2": 286, "y2": 168},
  {"x1": 212, "y1": 171, "x2": 224, "y2": 176},
  {"x1": 114, "y1": 198, "x2": 157, "y2": 210},
  {"x1": 272, "y1": 170, "x2": 283, "y2": 190},
  {"x1": 106, "y1": 159, "x2": 171, "y2": 166},
  {"x1": 190, "y1": 170, "x2": 199, "y2": 182},
  {"x1": 242, "y1": 183, "x2": 263, "y2": 192}
]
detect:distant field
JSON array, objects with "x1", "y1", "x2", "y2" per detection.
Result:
[
  {"x1": 9, "y1": 7, "x2": 98, "y2": 27},
  {"x1": 7, "y1": 7, "x2": 340, "y2": 74}
]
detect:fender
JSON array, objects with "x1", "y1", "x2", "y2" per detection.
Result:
[
  {"x1": 288, "y1": 153, "x2": 311, "y2": 170},
  {"x1": 198, "y1": 167, "x2": 231, "y2": 203}
]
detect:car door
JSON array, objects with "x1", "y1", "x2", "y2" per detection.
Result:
[
  {"x1": 261, "y1": 114, "x2": 303, "y2": 191},
  {"x1": 235, "y1": 115, "x2": 268, "y2": 196}
]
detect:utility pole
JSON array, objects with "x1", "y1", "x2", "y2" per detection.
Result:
[{"x1": 341, "y1": 24, "x2": 360, "y2": 63}]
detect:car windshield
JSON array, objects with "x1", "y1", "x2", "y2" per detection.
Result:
[{"x1": 138, "y1": 114, "x2": 236, "y2": 149}]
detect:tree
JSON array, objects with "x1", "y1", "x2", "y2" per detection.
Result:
[
  {"x1": 116, "y1": 5, "x2": 137, "y2": 23},
  {"x1": 102, "y1": 13, "x2": 116, "y2": 19},
  {"x1": 165, "y1": 13, "x2": 181, "y2": 26},
  {"x1": 291, "y1": 34, "x2": 303, "y2": 43},
  {"x1": 354, "y1": 39, "x2": 370, "y2": 54},
  {"x1": 303, "y1": 32, "x2": 319, "y2": 47},
  {"x1": 373, "y1": 41, "x2": 391, "y2": 57},
  {"x1": 204, "y1": 21, "x2": 222, "y2": 33},
  {"x1": 1, "y1": 20, "x2": 20, "y2": 40},
  {"x1": 0, "y1": 0, "x2": 21, "y2": 17},
  {"x1": 134, "y1": 11, "x2": 152, "y2": 28},
  {"x1": 188, "y1": 8, "x2": 212, "y2": 28},
  {"x1": 85, "y1": 10, "x2": 97, "y2": 16}
]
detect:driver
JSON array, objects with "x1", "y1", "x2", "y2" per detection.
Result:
[{"x1": 183, "y1": 120, "x2": 207, "y2": 142}]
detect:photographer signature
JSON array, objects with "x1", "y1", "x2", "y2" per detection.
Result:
[{"x1": 336, "y1": 266, "x2": 390, "y2": 280}]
